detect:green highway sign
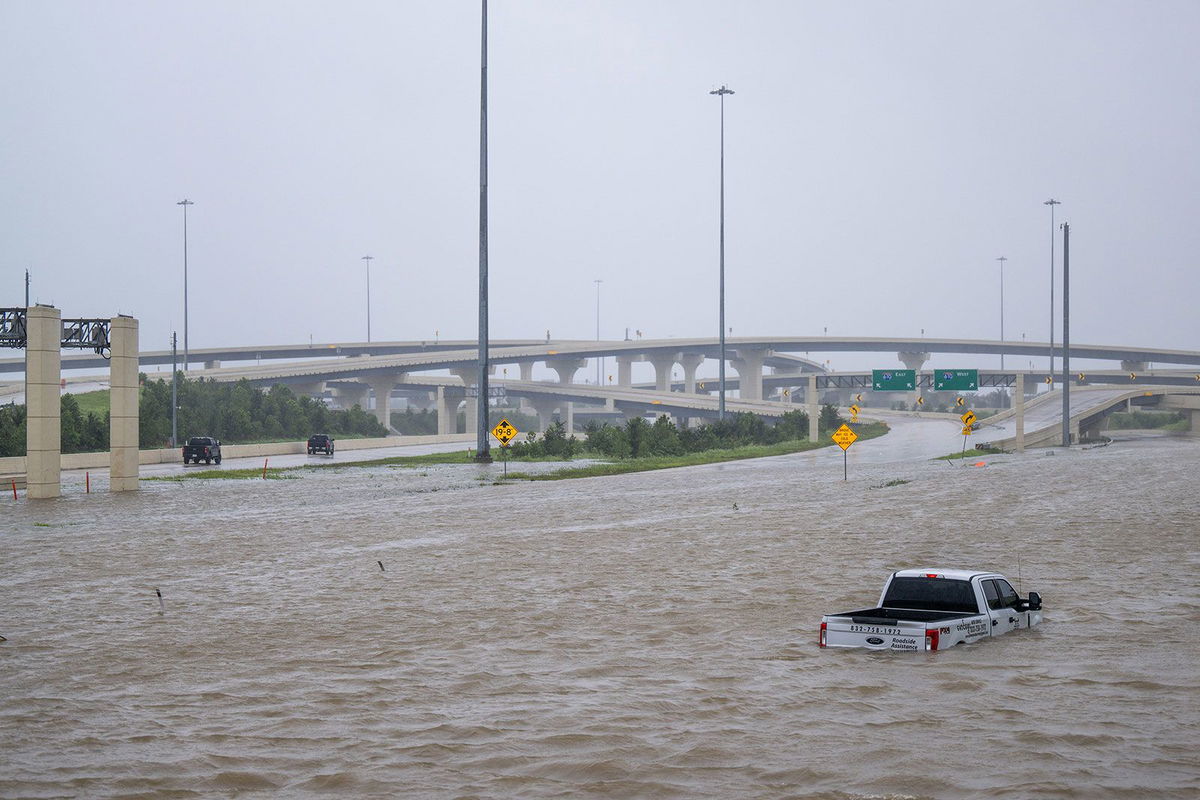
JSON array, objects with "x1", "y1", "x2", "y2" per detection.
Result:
[
  {"x1": 933, "y1": 369, "x2": 978, "y2": 391},
  {"x1": 872, "y1": 369, "x2": 916, "y2": 391}
]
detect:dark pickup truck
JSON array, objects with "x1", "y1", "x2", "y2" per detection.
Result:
[
  {"x1": 182, "y1": 436, "x2": 222, "y2": 465},
  {"x1": 307, "y1": 434, "x2": 335, "y2": 455}
]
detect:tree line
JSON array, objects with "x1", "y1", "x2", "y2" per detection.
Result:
[{"x1": 0, "y1": 375, "x2": 386, "y2": 457}]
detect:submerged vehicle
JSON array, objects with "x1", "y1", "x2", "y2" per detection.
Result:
[{"x1": 819, "y1": 568, "x2": 1043, "y2": 651}]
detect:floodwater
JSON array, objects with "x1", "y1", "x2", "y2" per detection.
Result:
[{"x1": 2, "y1": 419, "x2": 1197, "y2": 799}]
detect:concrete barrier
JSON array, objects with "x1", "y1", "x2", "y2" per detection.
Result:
[{"x1": 0, "y1": 432, "x2": 477, "y2": 477}]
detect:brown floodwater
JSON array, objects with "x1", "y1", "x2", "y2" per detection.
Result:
[{"x1": 2, "y1": 419, "x2": 1197, "y2": 799}]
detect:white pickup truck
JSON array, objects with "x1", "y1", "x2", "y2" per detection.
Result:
[{"x1": 819, "y1": 568, "x2": 1043, "y2": 652}]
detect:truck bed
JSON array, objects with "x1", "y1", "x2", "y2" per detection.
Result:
[{"x1": 830, "y1": 607, "x2": 977, "y2": 625}]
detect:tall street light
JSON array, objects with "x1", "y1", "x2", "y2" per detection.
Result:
[
  {"x1": 710, "y1": 84, "x2": 734, "y2": 420},
  {"x1": 594, "y1": 278, "x2": 603, "y2": 385},
  {"x1": 1044, "y1": 198, "x2": 1061, "y2": 376},
  {"x1": 475, "y1": 0, "x2": 492, "y2": 462},
  {"x1": 996, "y1": 256, "x2": 1007, "y2": 370},
  {"x1": 361, "y1": 255, "x2": 373, "y2": 342},
  {"x1": 177, "y1": 199, "x2": 193, "y2": 371}
]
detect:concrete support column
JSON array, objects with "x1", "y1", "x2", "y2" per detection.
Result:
[
  {"x1": 1014, "y1": 373, "x2": 1025, "y2": 453},
  {"x1": 527, "y1": 397, "x2": 560, "y2": 434},
  {"x1": 109, "y1": 316, "x2": 139, "y2": 492},
  {"x1": 1120, "y1": 360, "x2": 1147, "y2": 374},
  {"x1": 678, "y1": 353, "x2": 705, "y2": 394},
  {"x1": 436, "y1": 387, "x2": 454, "y2": 435},
  {"x1": 290, "y1": 380, "x2": 326, "y2": 399},
  {"x1": 1187, "y1": 409, "x2": 1200, "y2": 436},
  {"x1": 26, "y1": 305, "x2": 61, "y2": 499},
  {"x1": 616, "y1": 356, "x2": 634, "y2": 388},
  {"x1": 898, "y1": 352, "x2": 929, "y2": 407},
  {"x1": 519, "y1": 362, "x2": 533, "y2": 382},
  {"x1": 333, "y1": 383, "x2": 369, "y2": 410},
  {"x1": 648, "y1": 353, "x2": 677, "y2": 392},
  {"x1": 204, "y1": 360, "x2": 221, "y2": 370},
  {"x1": 731, "y1": 348, "x2": 769, "y2": 401},
  {"x1": 546, "y1": 358, "x2": 585, "y2": 433},
  {"x1": 367, "y1": 374, "x2": 403, "y2": 428},
  {"x1": 808, "y1": 373, "x2": 819, "y2": 441}
]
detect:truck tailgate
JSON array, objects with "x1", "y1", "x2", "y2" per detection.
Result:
[{"x1": 822, "y1": 617, "x2": 930, "y2": 651}]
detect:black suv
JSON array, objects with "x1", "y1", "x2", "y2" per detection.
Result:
[{"x1": 307, "y1": 434, "x2": 335, "y2": 455}]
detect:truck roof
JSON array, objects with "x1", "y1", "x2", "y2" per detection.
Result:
[{"x1": 893, "y1": 568, "x2": 1001, "y2": 581}]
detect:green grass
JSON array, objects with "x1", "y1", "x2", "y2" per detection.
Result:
[
  {"x1": 935, "y1": 448, "x2": 992, "y2": 461},
  {"x1": 503, "y1": 423, "x2": 889, "y2": 482},
  {"x1": 69, "y1": 390, "x2": 110, "y2": 418}
]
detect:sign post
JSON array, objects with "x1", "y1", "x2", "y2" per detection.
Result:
[
  {"x1": 831, "y1": 423, "x2": 858, "y2": 481},
  {"x1": 490, "y1": 418, "x2": 519, "y2": 476}
]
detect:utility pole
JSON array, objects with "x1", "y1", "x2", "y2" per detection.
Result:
[
  {"x1": 475, "y1": 0, "x2": 492, "y2": 462},
  {"x1": 25, "y1": 269, "x2": 29, "y2": 308},
  {"x1": 710, "y1": 84, "x2": 734, "y2": 420},
  {"x1": 1044, "y1": 198, "x2": 1060, "y2": 377},
  {"x1": 171, "y1": 332, "x2": 178, "y2": 448},
  {"x1": 996, "y1": 256, "x2": 1007, "y2": 370},
  {"x1": 177, "y1": 199, "x2": 194, "y2": 371},
  {"x1": 361, "y1": 255, "x2": 373, "y2": 342},
  {"x1": 1061, "y1": 222, "x2": 1070, "y2": 447}
]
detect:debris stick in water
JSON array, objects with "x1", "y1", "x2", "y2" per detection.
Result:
[
  {"x1": 262, "y1": 458, "x2": 269, "y2": 479},
  {"x1": 155, "y1": 588, "x2": 165, "y2": 615},
  {"x1": 378, "y1": 560, "x2": 385, "y2": 572}
]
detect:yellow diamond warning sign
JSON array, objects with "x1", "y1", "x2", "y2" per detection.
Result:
[
  {"x1": 491, "y1": 418, "x2": 519, "y2": 446},
  {"x1": 832, "y1": 423, "x2": 858, "y2": 451}
]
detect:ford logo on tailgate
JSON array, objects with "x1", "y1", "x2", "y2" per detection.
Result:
[{"x1": 865, "y1": 637, "x2": 885, "y2": 645}]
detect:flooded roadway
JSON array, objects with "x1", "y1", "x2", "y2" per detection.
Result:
[{"x1": 2, "y1": 417, "x2": 1197, "y2": 798}]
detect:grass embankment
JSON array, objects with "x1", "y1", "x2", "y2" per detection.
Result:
[
  {"x1": 145, "y1": 422, "x2": 891, "y2": 482},
  {"x1": 504, "y1": 422, "x2": 890, "y2": 481},
  {"x1": 71, "y1": 390, "x2": 109, "y2": 418},
  {"x1": 935, "y1": 448, "x2": 992, "y2": 461}
]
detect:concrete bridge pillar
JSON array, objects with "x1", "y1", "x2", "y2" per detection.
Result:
[
  {"x1": 519, "y1": 362, "x2": 533, "y2": 382},
  {"x1": 546, "y1": 358, "x2": 585, "y2": 432},
  {"x1": 546, "y1": 357, "x2": 587, "y2": 385},
  {"x1": 808, "y1": 373, "x2": 819, "y2": 441},
  {"x1": 1187, "y1": 409, "x2": 1200, "y2": 436},
  {"x1": 109, "y1": 316, "x2": 139, "y2": 492},
  {"x1": 367, "y1": 373, "x2": 405, "y2": 428},
  {"x1": 647, "y1": 353, "x2": 677, "y2": 392},
  {"x1": 290, "y1": 380, "x2": 326, "y2": 399},
  {"x1": 204, "y1": 360, "x2": 221, "y2": 370},
  {"x1": 731, "y1": 348, "x2": 769, "y2": 401},
  {"x1": 26, "y1": 305, "x2": 61, "y2": 499},
  {"x1": 435, "y1": 387, "x2": 454, "y2": 435},
  {"x1": 1120, "y1": 360, "x2": 1148, "y2": 374},
  {"x1": 897, "y1": 352, "x2": 930, "y2": 372},
  {"x1": 527, "y1": 397, "x2": 562, "y2": 434},
  {"x1": 333, "y1": 383, "x2": 369, "y2": 410},
  {"x1": 616, "y1": 356, "x2": 634, "y2": 388},
  {"x1": 449, "y1": 369, "x2": 478, "y2": 435},
  {"x1": 678, "y1": 353, "x2": 705, "y2": 394}
]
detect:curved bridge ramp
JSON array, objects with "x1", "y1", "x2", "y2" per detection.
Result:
[{"x1": 976, "y1": 386, "x2": 1200, "y2": 450}]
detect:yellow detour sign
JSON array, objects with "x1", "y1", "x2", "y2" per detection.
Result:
[
  {"x1": 491, "y1": 418, "x2": 518, "y2": 446},
  {"x1": 961, "y1": 410, "x2": 977, "y2": 426},
  {"x1": 849, "y1": 404, "x2": 860, "y2": 421},
  {"x1": 832, "y1": 423, "x2": 858, "y2": 451}
]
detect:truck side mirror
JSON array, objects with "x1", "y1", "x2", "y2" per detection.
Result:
[{"x1": 1026, "y1": 592, "x2": 1041, "y2": 611}]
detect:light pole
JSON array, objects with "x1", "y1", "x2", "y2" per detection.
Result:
[
  {"x1": 996, "y1": 256, "x2": 1007, "y2": 370},
  {"x1": 594, "y1": 278, "x2": 603, "y2": 385},
  {"x1": 1044, "y1": 198, "x2": 1060, "y2": 377},
  {"x1": 475, "y1": 0, "x2": 492, "y2": 462},
  {"x1": 177, "y1": 199, "x2": 193, "y2": 370},
  {"x1": 710, "y1": 84, "x2": 734, "y2": 420},
  {"x1": 361, "y1": 255, "x2": 373, "y2": 342}
]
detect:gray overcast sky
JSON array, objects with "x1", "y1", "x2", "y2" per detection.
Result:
[{"x1": 3, "y1": 1, "x2": 1197, "y2": 372}]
